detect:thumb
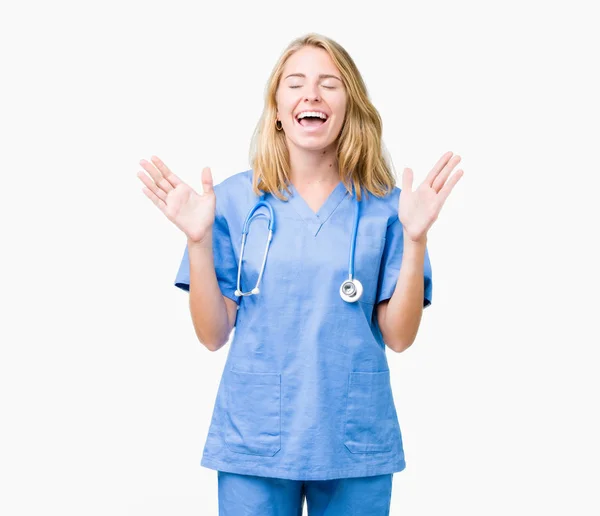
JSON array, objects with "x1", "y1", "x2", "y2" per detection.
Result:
[
  {"x1": 201, "y1": 167, "x2": 214, "y2": 195},
  {"x1": 402, "y1": 167, "x2": 413, "y2": 193}
]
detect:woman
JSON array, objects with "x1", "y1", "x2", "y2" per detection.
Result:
[{"x1": 138, "y1": 33, "x2": 463, "y2": 516}]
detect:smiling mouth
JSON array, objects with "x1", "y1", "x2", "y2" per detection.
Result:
[{"x1": 295, "y1": 116, "x2": 329, "y2": 129}]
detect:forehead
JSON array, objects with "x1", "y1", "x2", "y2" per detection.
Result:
[{"x1": 282, "y1": 46, "x2": 340, "y2": 76}]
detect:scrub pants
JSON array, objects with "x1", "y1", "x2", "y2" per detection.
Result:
[{"x1": 217, "y1": 471, "x2": 393, "y2": 516}]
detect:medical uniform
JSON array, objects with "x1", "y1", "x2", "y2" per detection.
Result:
[{"x1": 174, "y1": 169, "x2": 432, "y2": 511}]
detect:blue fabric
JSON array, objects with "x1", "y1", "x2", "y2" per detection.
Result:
[
  {"x1": 377, "y1": 217, "x2": 433, "y2": 306},
  {"x1": 218, "y1": 471, "x2": 393, "y2": 516},
  {"x1": 174, "y1": 170, "x2": 433, "y2": 480},
  {"x1": 174, "y1": 182, "x2": 240, "y2": 307}
]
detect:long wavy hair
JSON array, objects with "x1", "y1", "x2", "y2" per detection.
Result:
[{"x1": 248, "y1": 33, "x2": 396, "y2": 201}]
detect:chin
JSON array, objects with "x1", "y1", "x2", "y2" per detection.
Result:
[{"x1": 289, "y1": 135, "x2": 339, "y2": 153}]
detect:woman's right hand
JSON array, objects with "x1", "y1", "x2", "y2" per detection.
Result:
[{"x1": 137, "y1": 156, "x2": 215, "y2": 244}]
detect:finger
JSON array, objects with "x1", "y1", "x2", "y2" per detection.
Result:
[
  {"x1": 201, "y1": 167, "x2": 214, "y2": 195},
  {"x1": 437, "y1": 169, "x2": 464, "y2": 205},
  {"x1": 141, "y1": 186, "x2": 167, "y2": 212},
  {"x1": 137, "y1": 170, "x2": 167, "y2": 202},
  {"x1": 138, "y1": 157, "x2": 170, "y2": 192},
  {"x1": 424, "y1": 151, "x2": 454, "y2": 187},
  {"x1": 402, "y1": 168, "x2": 413, "y2": 193},
  {"x1": 432, "y1": 154, "x2": 461, "y2": 193},
  {"x1": 149, "y1": 155, "x2": 183, "y2": 190},
  {"x1": 138, "y1": 156, "x2": 178, "y2": 194}
]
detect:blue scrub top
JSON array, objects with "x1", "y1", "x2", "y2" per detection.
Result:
[{"x1": 174, "y1": 169, "x2": 432, "y2": 481}]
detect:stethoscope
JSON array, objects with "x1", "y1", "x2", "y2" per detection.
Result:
[{"x1": 234, "y1": 189, "x2": 363, "y2": 303}]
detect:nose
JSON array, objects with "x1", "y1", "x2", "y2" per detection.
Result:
[
  {"x1": 304, "y1": 84, "x2": 320, "y2": 102},
  {"x1": 304, "y1": 94, "x2": 321, "y2": 105}
]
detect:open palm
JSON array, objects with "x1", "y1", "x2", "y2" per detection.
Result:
[
  {"x1": 399, "y1": 151, "x2": 464, "y2": 243},
  {"x1": 137, "y1": 156, "x2": 216, "y2": 243}
]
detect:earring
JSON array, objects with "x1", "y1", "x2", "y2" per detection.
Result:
[{"x1": 275, "y1": 120, "x2": 283, "y2": 131}]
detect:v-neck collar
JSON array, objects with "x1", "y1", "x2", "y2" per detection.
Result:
[{"x1": 287, "y1": 180, "x2": 349, "y2": 237}]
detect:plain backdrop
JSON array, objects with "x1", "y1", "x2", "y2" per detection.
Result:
[{"x1": 1, "y1": 0, "x2": 599, "y2": 514}]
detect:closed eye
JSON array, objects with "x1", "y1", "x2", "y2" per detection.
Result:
[{"x1": 289, "y1": 85, "x2": 336, "y2": 89}]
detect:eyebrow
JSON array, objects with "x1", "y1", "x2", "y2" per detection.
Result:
[{"x1": 284, "y1": 73, "x2": 342, "y2": 82}]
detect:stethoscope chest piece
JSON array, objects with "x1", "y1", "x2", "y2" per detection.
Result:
[{"x1": 339, "y1": 278, "x2": 363, "y2": 303}]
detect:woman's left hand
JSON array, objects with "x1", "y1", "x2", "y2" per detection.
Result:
[{"x1": 399, "y1": 151, "x2": 464, "y2": 243}]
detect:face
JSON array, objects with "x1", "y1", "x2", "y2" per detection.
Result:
[{"x1": 275, "y1": 46, "x2": 347, "y2": 153}]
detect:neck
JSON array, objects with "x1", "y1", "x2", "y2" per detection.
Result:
[{"x1": 287, "y1": 143, "x2": 340, "y2": 187}]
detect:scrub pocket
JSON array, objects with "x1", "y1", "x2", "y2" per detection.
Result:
[
  {"x1": 224, "y1": 370, "x2": 281, "y2": 456},
  {"x1": 344, "y1": 370, "x2": 396, "y2": 453}
]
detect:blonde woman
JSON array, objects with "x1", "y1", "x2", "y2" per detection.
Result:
[{"x1": 138, "y1": 33, "x2": 463, "y2": 515}]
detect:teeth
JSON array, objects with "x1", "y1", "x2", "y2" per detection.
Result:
[{"x1": 297, "y1": 111, "x2": 328, "y2": 120}]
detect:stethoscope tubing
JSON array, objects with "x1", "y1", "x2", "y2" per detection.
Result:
[{"x1": 235, "y1": 189, "x2": 362, "y2": 301}]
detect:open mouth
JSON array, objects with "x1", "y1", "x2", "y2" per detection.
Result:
[{"x1": 296, "y1": 112, "x2": 329, "y2": 129}]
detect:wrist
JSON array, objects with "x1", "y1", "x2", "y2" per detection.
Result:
[
  {"x1": 188, "y1": 230, "x2": 213, "y2": 249},
  {"x1": 403, "y1": 228, "x2": 427, "y2": 247}
]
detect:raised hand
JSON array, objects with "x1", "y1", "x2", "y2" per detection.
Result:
[
  {"x1": 399, "y1": 151, "x2": 464, "y2": 243},
  {"x1": 137, "y1": 156, "x2": 216, "y2": 244}
]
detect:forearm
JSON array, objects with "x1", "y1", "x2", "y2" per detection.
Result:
[
  {"x1": 380, "y1": 231, "x2": 427, "y2": 352},
  {"x1": 187, "y1": 233, "x2": 233, "y2": 351}
]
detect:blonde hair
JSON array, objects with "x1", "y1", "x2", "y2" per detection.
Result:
[{"x1": 248, "y1": 33, "x2": 396, "y2": 201}]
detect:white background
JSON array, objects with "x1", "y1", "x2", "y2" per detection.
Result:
[{"x1": 1, "y1": 0, "x2": 599, "y2": 514}]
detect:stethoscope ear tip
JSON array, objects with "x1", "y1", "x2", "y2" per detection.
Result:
[{"x1": 251, "y1": 287, "x2": 260, "y2": 295}]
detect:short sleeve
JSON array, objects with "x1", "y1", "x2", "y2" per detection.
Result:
[
  {"x1": 376, "y1": 217, "x2": 433, "y2": 307},
  {"x1": 174, "y1": 197, "x2": 239, "y2": 305}
]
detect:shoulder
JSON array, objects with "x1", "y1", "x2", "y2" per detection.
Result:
[
  {"x1": 362, "y1": 185, "x2": 401, "y2": 228},
  {"x1": 213, "y1": 168, "x2": 253, "y2": 204},
  {"x1": 213, "y1": 169, "x2": 257, "y2": 222},
  {"x1": 214, "y1": 169, "x2": 254, "y2": 198}
]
